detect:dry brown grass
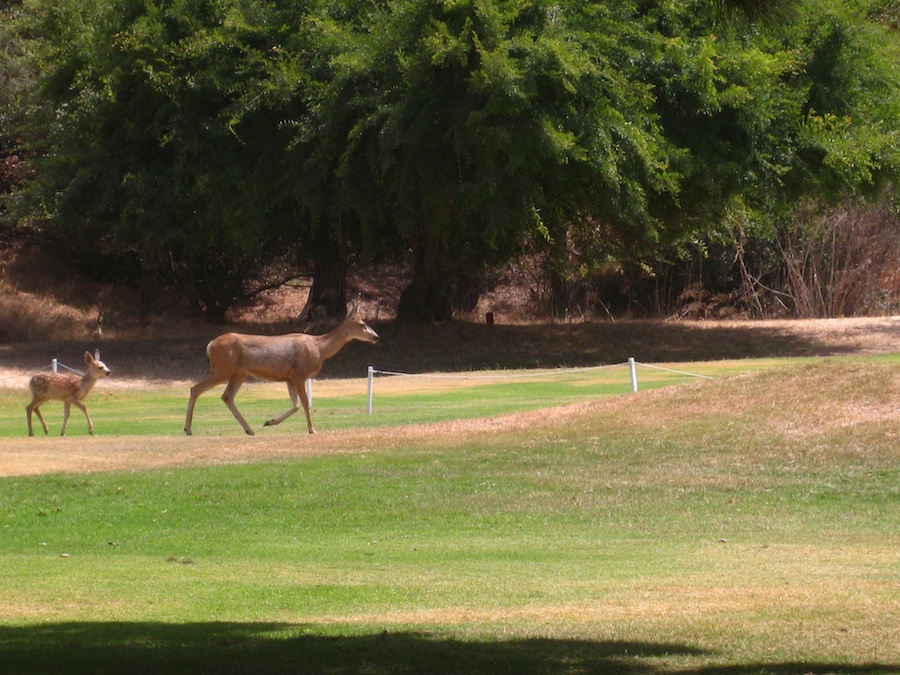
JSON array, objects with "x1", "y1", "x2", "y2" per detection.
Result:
[
  {"x1": 0, "y1": 285, "x2": 95, "y2": 342},
  {"x1": 0, "y1": 399, "x2": 568, "y2": 476},
  {"x1": 609, "y1": 358, "x2": 900, "y2": 438}
]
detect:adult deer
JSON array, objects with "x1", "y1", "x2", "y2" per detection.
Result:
[
  {"x1": 184, "y1": 300, "x2": 379, "y2": 436},
  {"x1": 26, "y1": 349, "x2": 112, "y2": 436}
]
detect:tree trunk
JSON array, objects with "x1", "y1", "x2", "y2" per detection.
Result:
[
  {"x1": 398, "y1": 276, "x2": 453, "y2": 321},
  {"x1": 397, "y1": 235, "x2": 454, "y2": 321},
  {"x1": 548, "y1": 267, "x2": 569, "y2": 319},
  {"x1": 546, "y1": 221, "x2": 571, "y2": 319},
  {"x1": 452, "y1": 273, "x2": 482, "y2": 314},
  {"x1": 139, "y1": 242, "x2": 161, "y2": 324},
  {"x1": 299, "y1": 252, "x2": 348, "y2": 321}
]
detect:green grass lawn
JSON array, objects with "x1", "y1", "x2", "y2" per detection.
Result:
[
  {"x1": 0, "y1": 356, "x2": 898, "y2": 674},
  {"x1": 2, "y1": 358, "x2": 781, "y2": 437}
]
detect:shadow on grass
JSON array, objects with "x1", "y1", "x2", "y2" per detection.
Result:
[
  {"x1": 341, "y1": 320, "x2": 893, "y2": 375},
  {"x1": 1, "y1": 623, "x2": 898, "y2": 675},
  {"x1": 2, "y1": 318, "x2": 895, "y2": 382}
]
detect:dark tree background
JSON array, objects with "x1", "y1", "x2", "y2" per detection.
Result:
[{"x1": 2, "y1": 0, "x2": 898, "y2": 321}]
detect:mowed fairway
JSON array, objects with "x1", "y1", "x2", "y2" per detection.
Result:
[{"x1": 0, "y1": 356, "x2": 897, "y2": 674}]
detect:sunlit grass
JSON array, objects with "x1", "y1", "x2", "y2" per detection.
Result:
[
  {"x1": 0, "y1": 357, "x2": 803, "y2": 438},
  {"x1": 0, "y1": 356, "x2": 897, "y2": 673}
]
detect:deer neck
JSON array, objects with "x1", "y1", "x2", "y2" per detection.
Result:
[
  {"x1": 78, "y1": 373, "x2": 99, "y2": 399},
  {"x1": 315, "y1": 324, "x2": 353, "y2": 362}
]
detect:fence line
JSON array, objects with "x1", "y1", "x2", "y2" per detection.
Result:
[
  {"x1": 0, "y1": 359, "x2": 68, "y2": 385},
  {"x1": 365, "y1": 357, "x2": 711, "y2": 414},
  {"x1": 637, "y1": 362, "x2": 715, "y2": 379},
  {"x1": 0, "y1": 360, "x2": 138, "y2": 392},
  {"x1": 371, "y1": 361, "x2": 630, "y2": 380},
  {"x1": 3, "y1": 357, "x2": 712, "y2": 415},
  {"x1": 51, "y1": 358, "x2": 83, "y2": 375}
]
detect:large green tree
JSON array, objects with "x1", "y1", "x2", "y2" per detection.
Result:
[
  {"x1": 18, "y1": 0, "x2": 311, "y2": 320},
  {"x1": 327, "y1": 0, "x2": 899, "y2": 319},
  {"x1": 1, "y1": 0, "x2": 30, "y2": 220},
  {"x1": 330, "y1": 0, "x2": 685, "y2": 320},
  {"x1": 565, "y1": 0, "x2": 900, "y2": 316},
  {"x1": 11, "y1": 0, "x2": 899, "y2": 322},
  {"x1": 255, "y1": 0, "x2": 399, "y2": 320}
]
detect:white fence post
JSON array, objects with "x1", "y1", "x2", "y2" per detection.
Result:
[
  {"x1": 51, "y1": 358, "x2": 58, "y2": 373},
  {"x1": 628, "y1": 357, "x2": 638, "y2": 393},
  {"x1": 367, "y1": 365, "x2": 375, "y2": 414},
  {"x1": 306, "y1": 378, "x2": 313, "y2": 408}
]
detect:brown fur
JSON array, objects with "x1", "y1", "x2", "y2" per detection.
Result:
[
  {"x1": 26, "y1": 350, "x2": 112, "y2": 436},
  {"x1": 184, "y1": 301, "x2": 379, "y2": 436}
]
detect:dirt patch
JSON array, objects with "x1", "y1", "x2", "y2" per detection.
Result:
[{"x1": 0, "y1": 410, "x2": 553, "y2": 477}]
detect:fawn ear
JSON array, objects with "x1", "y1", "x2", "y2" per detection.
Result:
[
  {"x1": 94, "y1": 349, "x2": 101, "y2": 361},
  {"x1": 84, "y1": 351, "x2": 93, "y2": 364},
  {"x1": 346, "y1": 300, "x2": 359, "y2": 320}
]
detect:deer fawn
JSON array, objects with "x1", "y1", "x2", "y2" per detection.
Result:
[
  {"x1": 26, "y1": 350, "x2": 112, "y2": 436},
  {"x1": 184, "y1": 300, "x2": 379, "y2": 436}
]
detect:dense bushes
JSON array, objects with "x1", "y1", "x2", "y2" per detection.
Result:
[{"x1": 2, "y1": 0, "x2": 899, "y2": 321}]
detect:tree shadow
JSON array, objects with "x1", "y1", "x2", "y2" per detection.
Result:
[
  {"x1": 340, "y1": 319, "x2": 896, "y2": 376},
  {"x1": 1, "y1": 318, "x2": 895, "y2": 382},
  {"x1": 0, "y1": 622, "x2": 897, "y2": 675}
]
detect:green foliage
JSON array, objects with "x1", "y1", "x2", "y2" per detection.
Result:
[
  {"x1": 16, "y1": 0, "x2": 307, "y2": 317},
  {"x1": 7, "y1": 0, "x2": 900, "y2": 319},
  {"x1": 0, "y1": 1, "x2": 32, "y2": 219},
  {"x1": 338, "y1": 0, "x2": 700, "y2": 318},
  {"x1": 547, "y1": 0, "x2": 900, "y2": 318},
  {"x1": 784, "y1": 1, "x2": 900, "y2": 199}
]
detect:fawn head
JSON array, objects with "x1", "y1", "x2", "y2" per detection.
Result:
[{"x1": 86, "y1": 349, "x2": 112, "y2": 378}]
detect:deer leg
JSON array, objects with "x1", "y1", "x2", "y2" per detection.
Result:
[
  {"x1": 298, "y1": 378, "x2": 316, "y2": 434},
  {"x1": 35, "y1": 407, "x2": 49, "y2": 434},
  {"x1": 71, "y1": 400, "x2": 94, "y2": 435},
  {"x1": 60, "y1": 401, "x2": 72, "y2": 437},
  {"x1": 26, "y1": 399, "x2": 48, "y2": 436},
  {"x1": 184, "y1": 373, "x2": 229, "y2": 436},
  {"x1": 263, "y1": 381, "x2": 301, "y2": 428},
  {"x1": 222, "y1": 375, "x2": 255, "y2": 436}
]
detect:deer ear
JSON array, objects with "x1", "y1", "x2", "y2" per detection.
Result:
[
  {"x1": 84, "y1": 351, "x2": 93, "y2": 364},
  {"x1": 94, "y1": 349, "x2": 101, "y2": 361},
  {"x1": 346, "y1": 300, "x2": 359, "y2": 319}
]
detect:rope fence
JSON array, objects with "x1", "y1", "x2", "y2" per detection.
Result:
[
  {"x1": 0, "y1": 358, "x2": 81, "y2": 384},
  {"x1": 3, "y1": 357, "x2": 713, "y2": 415},
  {"x1": 0, "y1": 359, "x2": 134, "y2": 391},
  {"x1": 0, "y1": 360, "x2": 62, "y2": 386},
  {"x1": 364, "y1": 357, "x2": 712, "y2": 415}
]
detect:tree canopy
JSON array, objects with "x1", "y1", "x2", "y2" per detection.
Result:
[{"x1": 5, "y1": 0, "x2": 899, "y2": 320}]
